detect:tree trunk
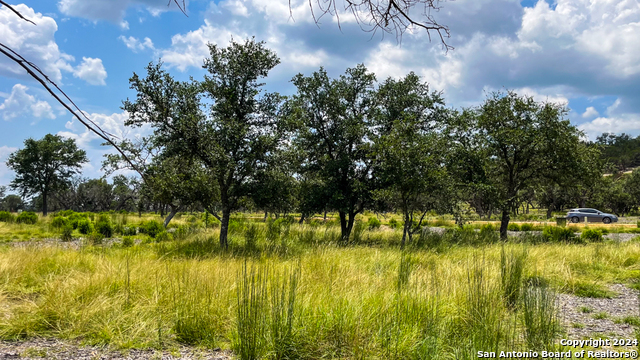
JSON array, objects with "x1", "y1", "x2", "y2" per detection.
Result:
[
  {"x1": 339, "y1": 211, "x2": 356, "y2": 243},
  {"x1": 401, "y1": 213, "x2": 410, "y2": 249},
  {"x1": 163, "y1": 205, "x2": 180, "y2": 228},
  {"x1": 298, "y1": 213, "x2": 306, "y2": 224},
  {"x1": 220, "y1": 209, "x2": 230, "y2": 249},
  {"x1": 42, "y1": 189, "x2": 48, "y2": 216},
  {"x1": 546, "y1": 205, "x2": 553, "y2": 219},
  {"x1": 323, "y1": 210, "x2": 327, "y2": 222},
  {"x1": 264, "y1": 211, "x2": 268, "y2": 222},
  {"x1": 499, "y1": 209, "x2": 510, "y2": 240}
]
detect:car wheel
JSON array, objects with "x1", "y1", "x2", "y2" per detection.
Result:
[
  {"x1": 571, "y1": 216, "x2": 580, "y2": 223},
  {"x1": 603, "y1": 217, "x2": 611, "y2": 224}
]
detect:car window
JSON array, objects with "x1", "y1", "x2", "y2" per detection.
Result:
[{"x1": 581, "y1": 209, "x2": 596, "y2": 213}]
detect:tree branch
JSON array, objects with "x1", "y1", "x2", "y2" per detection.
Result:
[{"x1": 0, "y1": 1, "x2": 36, "y2": 25}]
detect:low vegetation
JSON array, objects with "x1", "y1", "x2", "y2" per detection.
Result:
[{"x1": 0, "y1": 212, "x2": 639, "y2": 358}]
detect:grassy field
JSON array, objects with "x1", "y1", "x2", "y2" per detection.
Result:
[{"x1": 0, "y1": 212, "x2": 639, "y2": 359}]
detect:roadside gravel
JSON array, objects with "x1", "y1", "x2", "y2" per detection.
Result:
[
  {"x1": 558, "y1": 284, "x2": 640, "y2": 339},
  {"x1": 0, "y1": 339, "x2": 230, "y2": 360}
]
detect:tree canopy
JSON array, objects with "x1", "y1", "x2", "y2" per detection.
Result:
[{"x1": 7, "y1": 134, "x2": 88, "y2": 216}]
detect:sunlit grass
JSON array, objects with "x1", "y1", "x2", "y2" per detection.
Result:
[{"x1": 0, "y1": 221, "x2": 639, "y2": 358}]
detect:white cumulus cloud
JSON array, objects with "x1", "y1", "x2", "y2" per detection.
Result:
[
  {"x1": 0, "y1": 84, "x2": 56, "y2": 121},
  {"x1": 582, "y1": 106, "x2": 599, "y2": 118},
  {"x1": 119, "y1": 36, "x2": 155, "y2": 52},
  {"x1": 0, "y1": 4, "x2": 73, "y2": 83},
  {"x1": 73, "y1": 57, "x2": 107, "y2": 86}
]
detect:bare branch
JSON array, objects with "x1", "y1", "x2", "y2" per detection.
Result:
[
  {"x1": 0, "y1": 1, "x2": 36, "y2": 25},
  {"x1": 0, "y1": 43, "x2": 147, "y2": 180},
  {"x1": 167, "y1": 0, "x2": 188, "y2": 16},
  {"x1": 298, "y1": 0, "x2": 452, "y2": 50}
]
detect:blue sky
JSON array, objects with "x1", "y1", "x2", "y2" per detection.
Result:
[{"x1": 1, "y1": 0, "x2": 639, "y2": 186}]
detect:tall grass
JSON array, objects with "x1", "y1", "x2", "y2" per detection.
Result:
[
  {"x1": 4, "y1": 224, "x2": 640, "y2": 357},
  {"x1": 500, "y1": 245, "x2": 527, "y2": 309},
  {"x1": 235, "y1": 262, "x2": 269, "y2": 360},
  {"x1": 522, "y1": 283, "x2": 559, "y2": 348}
]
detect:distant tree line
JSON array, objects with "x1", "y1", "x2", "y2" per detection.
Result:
[{"x1": 5, "y1": 38, "x2": 640, "y2": 246}]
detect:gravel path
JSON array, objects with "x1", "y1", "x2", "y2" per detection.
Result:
[
  {"x1": 0, "y1": 339, "x2": 230, "y2": 360},
  {"x1": 558, "y1": 284, "x2": 640, "y2": 339}
]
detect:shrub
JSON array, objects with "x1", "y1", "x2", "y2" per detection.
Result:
[
  {"x1": 542, "y1": 226, "x2": 579, "y2": 243},
  {"x1": 279, "y1": 215, "x2": 296, "y2": 225},
  {"x1": 480, "y1": 223, "x2": 496, "y2": 232},
  {"x1": 58, "y1": 209, "x2": 75, "y2": 217},
  {"x1": 140, "y1": 220, "x2": 164, "y2": 238},
  {"x1": 123, "y1": 226, "x2": 137, "y2": 236},
  {"x1": 266, "y1": 219, "x2": 281, "y2": 246},
  {"x1": 60, "y1": 224, "x2": 73, "y2": 242},
  {"x1": 16, "y1": 211, "x2": 38, "y2": 225},
  {"x1": 581, "y1": 229, "x2": 603, "y2": 242},
  {"x1": 244, "y1": 223, "x2": 260, "y2": 250},
  {"x1": 77, "y1": 219, "x2": 94, "y2": 235},
  {"x1": 96, "y1": 219, "x2": 114, "y2": 238},
  {"x1": 122, "y1": 236, "x2": 134, "y2": 247},
  {"x1": 113, "y1": 223, "x2": 124, "y2": 235},
  {"x1": 520, "y1": 223, "x2": 534, "y2": 231},
  {"x1": 388, "y1": 218, "x2": 400, "y2": 229},
  {"x1": 155, "y1": 231, "x2": 173, "y2": 242},
  {"x1": 367, "y1": 216, "x2": 381, "y2": 230},
  {"x1": 68, "y1": 212, "x2": 88, "y2": 229},
  {"x1": 0, "y1": 211, "x2": 15, "y2": 223},
  {"x1": 507, "y1": 223, "x2": 521, "y2": 231},
  {"x1": 51, "y1": 216, "x2": 69, "y2": 229},
  {"x1": 89, "y1": 231, "x2": 103, "y2": 245}
]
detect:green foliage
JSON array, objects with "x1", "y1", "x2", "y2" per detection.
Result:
[
  {"x1": 458, "y1": 91, "x2": 589, "y2": 239},
  {"x1": 542, "y1": 226, "x2": 579, "y2": 243},
  {"x1": 522, "y1": 284, "x2": 559, "y2": 349},
  {"x1": 367, "y1": 216, "x2": 381, "y2": 230},
  {"x1": 479, "y1": 224, "x2": 499, "y2": 243},
  {"x1": 155, "y1": 231, "x2": 173, "y2": 242},
  {"x1": 58, "y1": 209, "x2": 75, "y2": 217},
  {"x1": 520, "y1": 223, "x2": 534, "y2": 231},
  {"x1": 96, "y1": 218, "x2": 114, "y2": 238},
  {"x1": 500, "y1": 246, "x2": 527, "y2": 309},
  {"x1": 235, "y1": 263, "x2": 269, "y2": 360},
  {"x1": 121, "y1": 236, "x2": 134, "y2": 247},
  {"x1": 68, "y1": 212, "x2": 88, "y2": 229},
  {"x1": 60, "y1": 224, "x2": 73, "y2": 242},
  {"x1": 507, "y1": 223, "x2": 520, "y2": 231},
  {"x1": 77, "y1": 219, "x2": 93, "y2": 235},
  {"x1": 291, "y1": 64, "x2": 377, "y2": 242},
  {"x1": 480, "y1": 223, "x2": 495, "y2": 232},
  {"x1": 244, "y1": 224, "x2": 260, "y2": 250},
  {"x1": 351, "y1": 220, "x2": 366, "y2": 244},
  {"x1": 622, "y1": 316, "x2": 640, "y2": 327},
  {"x1": 571, "y1": 282, "x2": 615, "y2": 298},
  {"x1": 0, "y1": 211, "x2": 15, "y2": 223},
  {"x1": 89, "y1": 230, "x2": 103, "y2": 245},
  {"x1": 6, "y1": 134, "x2": 88, "y2": 215},
  {"x1": 16, "y1": 211, "x2": 38, "y2": 225},
  {"x1": 265, "y1": 219, "x2": 281, "y2": 248},
  {"x1": 581, "y1": 229, "x2": 603, "y2": 242},
  {"x1": 51, "y1": 216, "x2": 69, "y2": 229},
  {"x1": 388, "y1": 218, "x2": 400, "y2": 229},
  {"x1": 140, "y1": 220, "x2": 164, "y2": 238},
  {"x1": 122, "y1": 226, "x2": 137, "y2": 236}
]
